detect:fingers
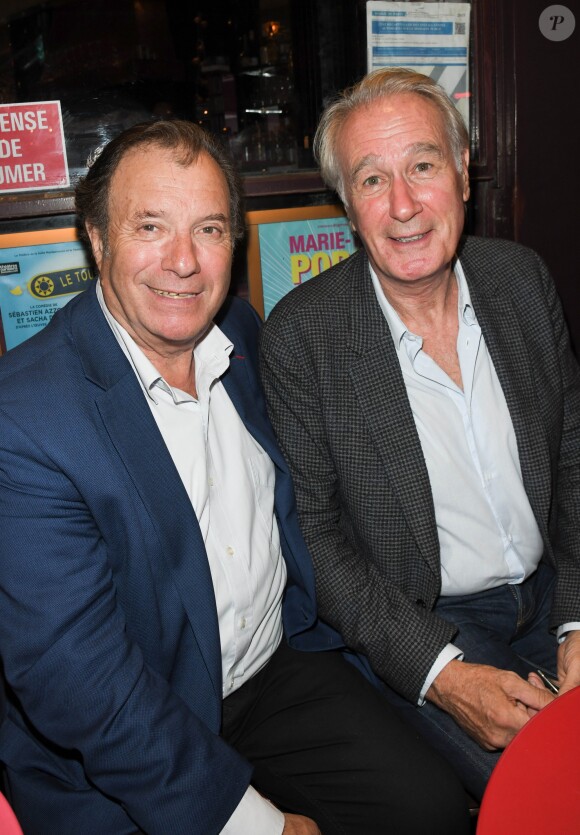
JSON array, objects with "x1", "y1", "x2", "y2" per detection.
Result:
[
  {"x1": 282, "y1": 813, "x2": 322, "y2": 834},
  {"x1": 507, "y1": 673, "x2": 555, "y2": 711},
  {"x1": 526, "y1": 671, "x2": 545, "y2": 690},
  {"x1": 557, "y1": 632, "x2": 580, "y2": 695},
  {"x1": 428, "y1": 661, "x2": 555, "y2": 751},
  {"x1": 557, "y1": 672, "x2": 580, "y2": 696}
]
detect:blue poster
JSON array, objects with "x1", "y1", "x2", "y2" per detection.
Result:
[
  {"x1": 258, "y1": 215, "x2": 358, "y2": 317},
  {"x1": 0, "y1": 237, "x2": 94, "y2": 351}
]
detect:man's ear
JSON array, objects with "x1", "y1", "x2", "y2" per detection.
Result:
[
  {"x1": 461, "y1": 148, "x2": 470, "y2": 202},
  {"x1": 345, "y1": 208, "x2": 356, "y2": 236},
  {"x1": 86, "y1": 224, "x2": 104, "y2": 273}
]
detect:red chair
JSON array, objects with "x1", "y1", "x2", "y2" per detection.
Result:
[
  {"x1": 477, "y1": 685, "x2": 580, "y2": 834},
  {"x1": 0, "y1": 791, "x2": 23, "y2": 835}
]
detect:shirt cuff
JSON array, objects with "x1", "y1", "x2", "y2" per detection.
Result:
[
  {"x1": 418, "y1": 643, "x2": 464, "y2": 706},
  {"x1": 557, "y1": 623, "x2": 580, "y2": 643},
  {"x1": 220, "y1": 785, "x2": 284, "y2": 835}
]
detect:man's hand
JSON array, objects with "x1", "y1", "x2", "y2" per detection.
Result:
[
  {"x1": 427, "y1": 660, "x2": 555, "y2": 750},
  {"x1": 282, "y1": 813, "x2": 321, "y2": 834},
  {"x1": 557, "y1": 630, "x2": 580, "y2": 695}
]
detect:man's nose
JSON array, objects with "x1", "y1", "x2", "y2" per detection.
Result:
[
  {"x1": 389, "y1": 176, "x2": 422, "y2": 222},
  {"x1": 162, "y1": 233, "x2": 201, "y2": 276}
]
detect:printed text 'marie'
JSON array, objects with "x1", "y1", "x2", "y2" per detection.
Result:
[{"x1": 289, "y1": 231, "x2": 350, "y2": 253}]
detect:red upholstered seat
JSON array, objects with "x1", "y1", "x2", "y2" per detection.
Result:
[{"x1": 477, "y1": 685, "x2": 580, "y2": 834}]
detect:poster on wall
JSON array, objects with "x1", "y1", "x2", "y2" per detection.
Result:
[
  {"x1": 0, "y1": 101, "x2": 70, "y2": 193},
  {"x1": 366, "y1": 2, "x2": 471, "y2": 130},
  {"x1": 247, "y1": 206, "x2": 358, "y2": 319},
  {"x1": 0, "y1": 229, "x2": 94, "y2": 354}
]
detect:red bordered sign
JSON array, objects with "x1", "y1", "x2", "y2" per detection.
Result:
[{"x1": 0, "y1": 101, "x2": 70, "y2": 193}]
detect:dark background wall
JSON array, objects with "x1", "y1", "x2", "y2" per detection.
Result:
[
  {"x1": 1, "y1": 0, "x2": 577, "y2": 351},
  {"x1": 513, "y1": 0, "x2": 578, "y2": 352}
]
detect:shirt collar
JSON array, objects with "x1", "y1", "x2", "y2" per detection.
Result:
[
  {"x1": 457, "y1": 261, "x2": 477, "y2": 327},
  {"x1": 96, "y1": 279, "x2": 233, "y2": 404},
  {"x1": 369, "y1": 256, "x2": 477, "y2": 349}
]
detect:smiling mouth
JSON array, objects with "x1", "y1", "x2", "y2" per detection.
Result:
[
  {"x1": 392, "y1": 233, "x2": 426, "y2": 243},
  {"x1": 152, "y1": 288, "x2": 198, "y2": 298}
]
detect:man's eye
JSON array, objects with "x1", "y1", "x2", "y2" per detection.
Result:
[
  {"x1": 141, "y1": 224, "x2": 157, "y2": 232},
  {"x1": 199, "y1": 225, "x2": 226, "y2": 238},
  {"x1": 416, "y1": 162, "x2": 434, "y2": 174},
  {"x1": 363, "y1": 175, "x2": 381, "y2": 187}
]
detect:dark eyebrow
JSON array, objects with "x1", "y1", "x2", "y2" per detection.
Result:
[
  {"x1": 131, "y1": 210, "x2": 166, "y2": 222},
  {"x1": 130, "y1": 211, "x2": 230, "y2": 226},
  {"x1": 200, "y1": 213, "x2": 229, "y2": 225}
]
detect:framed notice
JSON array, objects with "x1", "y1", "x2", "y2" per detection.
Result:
[
  {"x1": 246, "y1": 205, "x2": 358, "y2": 319},
  {"x1": 0, "y1": 228, "x2": 94, "y2": 355},
  {"x1": 366, "y1": 2, "x2": 471, "y2": 130}
]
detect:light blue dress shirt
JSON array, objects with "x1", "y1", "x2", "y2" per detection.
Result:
[{"x1": 371, "y1": 261, "x2": 543, "y2": 596}]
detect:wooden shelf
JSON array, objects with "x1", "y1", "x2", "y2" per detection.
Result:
[{"x1": 0, "y1": 170, "x2": 327, "y2": 223}]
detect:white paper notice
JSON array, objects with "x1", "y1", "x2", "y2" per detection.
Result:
[{"x1": 366, "y1": 2, "x2": 471, "y2": 130}]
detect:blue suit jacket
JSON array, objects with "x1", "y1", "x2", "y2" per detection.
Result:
[{"x1": 0, "y1": 286, "x2": 343, "y2": 834}]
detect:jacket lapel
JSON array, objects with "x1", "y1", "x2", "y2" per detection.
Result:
[
  {"x1": 71, "y1": 288, "x2": 223, "y2": 700},
  {"x1": 346, "y1": 255, "x2": 441, "y2": 580},
  {"x1": 222, "y1": 356, "x2": 287, "y2": 470},
  {"x1": 219, "y1": 324, "x2": 318, "y2": 600},
  {"x1": 462, "y1": 248, "x2": 552, "y2": 534}
]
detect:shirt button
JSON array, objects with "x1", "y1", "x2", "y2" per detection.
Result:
[
  {"x1": 226, "y1": 546, "x2": 234, "y2": 556},
  {"x1": 208, "y1": 477, "x2": 214, "y2": 487},
  {"x1": 240, "y1": 617, "x2": 246, "y2": 629}
]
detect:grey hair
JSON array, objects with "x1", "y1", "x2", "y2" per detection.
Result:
[{"x1": 314, "y1": 67, "x2": 469, "y2": 203}]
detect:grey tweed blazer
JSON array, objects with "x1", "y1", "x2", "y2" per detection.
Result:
[{"x1": 260, "y1": 236, "x2": 580, "y2": 703}]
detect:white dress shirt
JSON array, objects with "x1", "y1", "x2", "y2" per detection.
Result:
[
  {"x1": 371, "y1": 261, "x2": 543, "y2": 596},
  {"x1": 97, "y1": 283, "x2": 285, "y2": 833}
]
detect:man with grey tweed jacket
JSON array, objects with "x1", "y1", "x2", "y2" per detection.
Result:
[{"x1": 259, "y1": 68, "x2": 580, "y2": 801}]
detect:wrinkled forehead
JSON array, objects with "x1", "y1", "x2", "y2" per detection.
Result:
[
  {"x1": 114, "y1": 140, "x2": 202, "y2": 179},
  {"x1": 337, "y1": 93, "x2": 455, "y2": 175},
  {"x1": 341, "y1": 92, "x2": 448, "y2": 143},
  {"x1": 107, "y1": 145, "x2": 229, "y2": 208},
  {"x1": 103, "y1": 149, "x2": 228, "y2": 238}
]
